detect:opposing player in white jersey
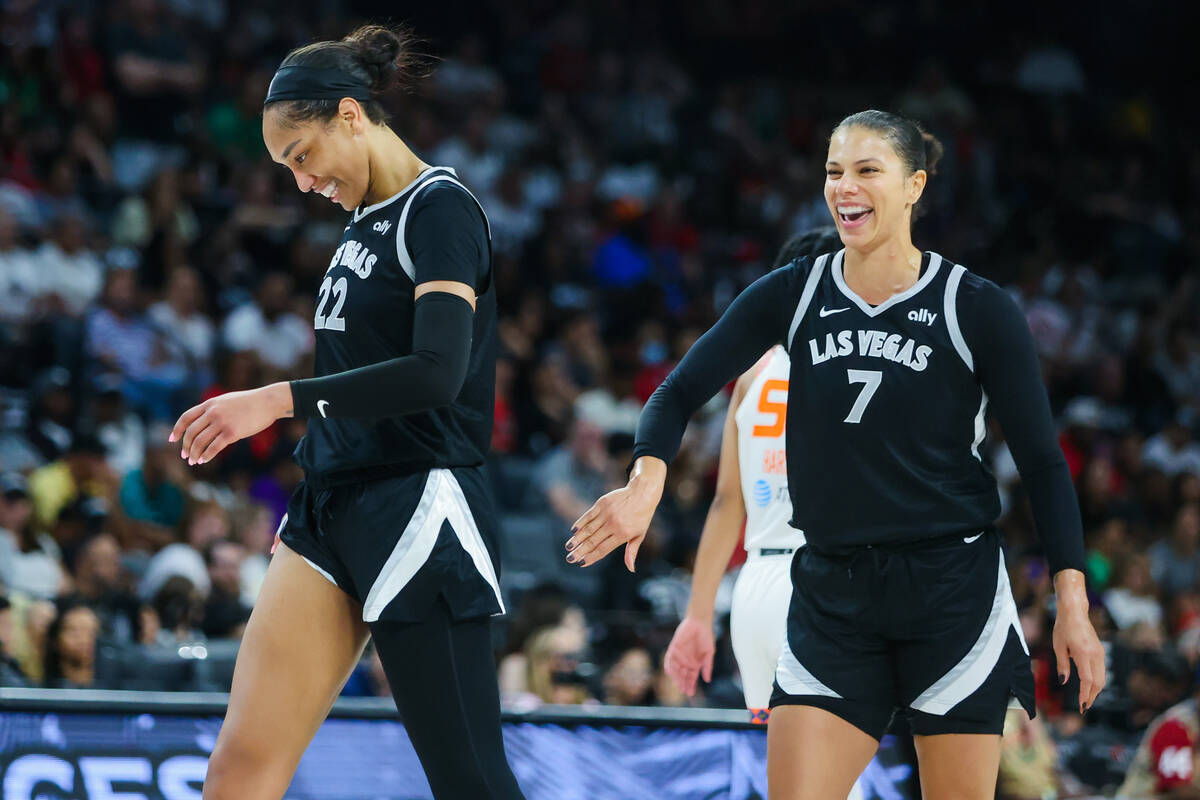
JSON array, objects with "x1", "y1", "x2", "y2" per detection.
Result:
[{"x1": 664, "y1": 228, "x2": 840, "y2": 712}]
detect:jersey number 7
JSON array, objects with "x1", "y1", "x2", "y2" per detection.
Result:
[{"x1": 845, "y1": 369, "x2": 882, "y2": 423}]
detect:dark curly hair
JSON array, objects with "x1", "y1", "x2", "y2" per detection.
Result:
[{"x1": 265, "y1": 24, "x2": 425, "y2": 127}]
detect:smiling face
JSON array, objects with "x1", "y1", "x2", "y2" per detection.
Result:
[
  {"x1": 262, "y1": 100, "x2": 372, "y2": 210},
  {"x1": 824, "y1": 125, "x2": 927, "y2": 252}
]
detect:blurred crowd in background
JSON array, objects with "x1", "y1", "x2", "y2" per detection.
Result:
[{"x1": 0, "y1": 0, "x2": 1196, "y2": 796}]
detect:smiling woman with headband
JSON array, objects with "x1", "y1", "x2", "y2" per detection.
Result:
[{"x1": 171, "y1": 23, "x2": 525, "y2": 800}]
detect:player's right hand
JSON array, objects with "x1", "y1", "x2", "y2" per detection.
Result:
[
  {"x1": 665, "y1": 616, "x2": 715, "y2": 697},
  {"x1": 567, "y1": 458, "x2": 666, "y2": 571}
]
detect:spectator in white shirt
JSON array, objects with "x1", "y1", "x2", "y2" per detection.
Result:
[
  {"x1": 149, "y1": 265, "x2": 215, "y2": 376},
  {"x1": 0, "y1": 208, "x2": 41, "y2": 327},
  {"x1": 1104, "y1": 554, "x2": 1164, "y2": 630},
  {"x1": 221, "y1": 270, "x2": 312, "y2": 376},
  {"x1": 1144, "y1": 409, "x2": 1200, "y2": 478},
  {"x1": 31, "y1": 213, "x2": 104, "y2": 318},
  {"x1": 0, "y1": 473, "x2": 68, "y2": 600},
  {"x1": 430, "y1": 112, "x2": 505, "y2": 197}
]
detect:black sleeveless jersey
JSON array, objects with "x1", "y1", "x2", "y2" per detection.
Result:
[
  {"x1": 782, "y1": 249, "x2": 997, "y2": 546},
  {"x1": 294, "y1": 166, "x2": 496, "y2": 485}
]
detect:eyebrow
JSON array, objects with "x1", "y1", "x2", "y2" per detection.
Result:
[
  {"x1": 280, "y1": 138, "x2": 302, "y2": 160},
  {"x1": 826, "y1": 158, "x2": 883, "y2": 166}
]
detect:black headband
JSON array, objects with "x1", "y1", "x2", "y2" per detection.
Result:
[{"x1": 264, "y1": 65, "x2": 372, "y2": 106}]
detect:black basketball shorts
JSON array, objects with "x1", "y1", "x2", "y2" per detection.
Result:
[
  {"x1": 769, "y1": 528, "x2": 1034, "y2": 737},
  {"x1": 278, "y1": 466, "x2": 506, "y2": 623}
]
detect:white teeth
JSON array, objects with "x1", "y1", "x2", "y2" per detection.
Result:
[
  {"x1": 838, "y1": 205, "x2": 871, "y2": 215},
  {"x1": 319, "y1": 184, "x2": 335, "y2": 198}
]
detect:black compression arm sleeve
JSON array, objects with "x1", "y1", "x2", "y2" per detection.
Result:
[
  {"x1": 290, "y1": 293, "x2": 473, "y2": 420},
  {"x1": 633, "y1": 267, "x2": 795, "y2": 466},
  {"x1": 965, "y1": 281, "x2": 1086, "y2": 576}
]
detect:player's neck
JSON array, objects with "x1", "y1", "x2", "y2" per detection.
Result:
[
  {"x1": 842, "y1": 238, "x2": 923, "y2": 306},
  {"x1": 363, "y1": 128, "x2": 430, "y2": 205}
]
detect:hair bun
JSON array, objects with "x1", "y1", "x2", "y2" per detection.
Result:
[
  {"x1": 922, "y1": 132, "x2": 944, "y2": 176},
  {"x1": 343, "y1": 24, "x2": 413, "y2": 94}
]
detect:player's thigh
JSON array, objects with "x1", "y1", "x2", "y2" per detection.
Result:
[
  {"x1": 767, "y1": 705, "x2": 878, "y2": 800},
  {"x1": 206, "y1": 543, "x2": 368, "y2": 796},
  {"x1": 913, "y1": 733, "x2": 1001, "y2": 800}
]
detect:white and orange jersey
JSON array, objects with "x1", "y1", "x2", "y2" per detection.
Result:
[{"x1": 734, "y1": 345, "x2": 805, "y2": 552}]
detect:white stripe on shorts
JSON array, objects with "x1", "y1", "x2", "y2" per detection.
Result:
[
  {"x1": 362, "y1": 469, "x2": 505, "y2": 623},
  {"x1": 775, "y1": 640, "x2": 842, "y2": 699},
  {"x1": 301, "y1": 556, "x2": 339, "y2": 588},
  {"x1": 910, "y1": 549, "x2": 1026, "y2": 715},
  {"x1": 277, "y1": 511, "x2": 339, "y2": 588}
]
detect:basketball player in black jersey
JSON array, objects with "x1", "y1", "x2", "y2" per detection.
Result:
[
  {"x1": 170, "y1": 25, "x2": 524, "y2": 800},
  {"x1": 567, "y1": 111, "x2": 1106, "y2": 799}
]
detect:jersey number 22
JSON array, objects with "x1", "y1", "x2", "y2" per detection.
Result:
[{"x1": 315, "y1": 276, "x2": 348, "y2": 331}]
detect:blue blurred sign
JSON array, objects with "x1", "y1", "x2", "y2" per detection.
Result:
[{"x1": 0, "y1": 710, "x2": 911, "y2": 799}]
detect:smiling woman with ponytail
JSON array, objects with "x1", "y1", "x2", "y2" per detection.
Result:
[
  {"x1": 567, "y1": 109, "x2": 1105, "y2": 800},
  {"x1": 178, "y1": 23, "x2": 525, "y2": 800}
]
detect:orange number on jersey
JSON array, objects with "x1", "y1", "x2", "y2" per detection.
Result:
[{"x1": 752, "y1": 379, "x2": 788, "y2": 437}]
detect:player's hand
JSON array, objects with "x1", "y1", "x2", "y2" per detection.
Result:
[
  {"x1": 665, "y1": 616, "x2": 715, "y2": 697},
  {"x1": 566, "y1": 459, "x2": 665, "y2": 572},
  {"x1": 170, "y1": 383, "x2": 292, "y2": 465},
  {"x1": 1051, "y1": 570, "x2": 1107, "y2": 713}
]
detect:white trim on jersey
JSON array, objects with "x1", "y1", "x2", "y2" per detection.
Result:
[
  {"x1": 971, "y1": 392, "x2": 989, "y2": 461},
  {"x1": 831, "y1": 249, "x2": 944, "y2": 317},
  {"x1": 944, "y1": 263, "x2": 973, "y2": 371},
  {"x1": 351, "y1": 166, "x2": 438, "y2": 223},
  {"x1": 786, "y1": 253, "x2": 830, "y2": 353},
  {"x1": 909, "y1": 548, "x2": 1027, "y2": 716},
  {"x1": 944, "y1": 263, "x2": 988, "y2": 460},
  {"x1": 395, "y1": 171, "x2": 493, "y2": 283},
  {"x1": 775, "y1": 640, "x2": 842, "y2": 698},
  {"x1": 362, "y1": 468, "x2": 505, "y2": 622}
]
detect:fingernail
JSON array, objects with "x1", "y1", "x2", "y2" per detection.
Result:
[
  {"x1": 168, "y1": 434, "x2": 175, "y2": 442},
  {"x1": 197, "y1": 458, "x2": 206, "y2": 465},
  {"x1": 181, "y1": 450, "x2": 187, "y2": 459},
  {"x1": 566, "y1": 554, "x2": 576, "y2": 563},
  {"x1": 565, "y1": 541, "x2": 574, "y2": 551},
  {"x1": 570, "y1": 526, "x2": 578, "y2": 534},
  {"x1": 1060, "y1": 674, "x2": 1068, "y2": 685}
]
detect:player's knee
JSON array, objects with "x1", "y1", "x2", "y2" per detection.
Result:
[
  {"x1": 200, "y1": 752, "x2": 239, "y2": 800},
  {"x1": 202, "y1": 738, "x2": 285, "y2": 800}
]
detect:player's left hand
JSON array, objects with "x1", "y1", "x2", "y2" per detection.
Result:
[
  {"x1": 170, "y1": 383, "x2": 292, "y2": 465},
  {"x1": 1052, "y1": 606, "x2": 1107, "y2": 714}
]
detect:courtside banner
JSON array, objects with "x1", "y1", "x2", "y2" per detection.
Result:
[{"x1": 0, "y1": 693, "x2": 913, "y2": 799}]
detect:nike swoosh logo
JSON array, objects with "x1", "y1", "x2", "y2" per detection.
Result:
[
  {"x1": 317, "y1": 400, "x2": 330, "y2": 419},
  {"x1": 819, "y1": 306, "x2": 849, "y2": 317},
  {"x1": 963, "y1": 533, "x2": 983, "y2": 544}
]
